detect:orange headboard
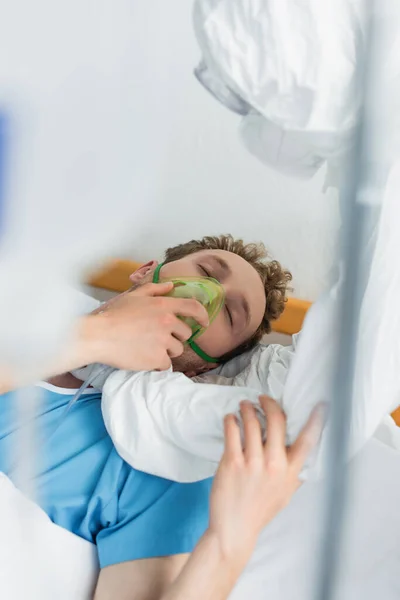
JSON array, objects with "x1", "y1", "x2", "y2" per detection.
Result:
[
  {"x1": 88, "y1": 259, "x2": 400, "y2": 425},
  {"x1": 89, "y1": 259, "x2": 143, "y2": 295}
]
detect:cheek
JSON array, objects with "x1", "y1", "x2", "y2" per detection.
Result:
[{"x1": 195, "y1": 315, "x2": 232, "y2": 358}]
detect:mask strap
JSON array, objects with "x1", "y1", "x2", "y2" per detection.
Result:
[
  {"x1": 152, "y1": 262, "x2": 221, "y2": 364},
  {"x1": 188, "y1": 340, "x2": 221, "y2": 364},
  {"x1": 152, "y1": 263, "x2": 163, "y2": 283}
]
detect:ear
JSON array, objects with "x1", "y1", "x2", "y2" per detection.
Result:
[{"x1": 129, "y1": 260, "x2": 158, "y2": 285}]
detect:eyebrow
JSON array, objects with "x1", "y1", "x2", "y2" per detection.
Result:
[{"x1": 211, "y1": 256, "x2": 231, "y2": 277}]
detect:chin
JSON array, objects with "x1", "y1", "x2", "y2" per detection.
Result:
[
  {"x1": 170, "y1": 356, "x2": 184, "y2": 373},
  {"x1": 171, "y1": 350, "x2": 207, "y2": 376}
]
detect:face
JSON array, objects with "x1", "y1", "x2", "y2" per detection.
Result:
[{"x1": 130, "y1": 250, "x2": 266, "y2": 375}]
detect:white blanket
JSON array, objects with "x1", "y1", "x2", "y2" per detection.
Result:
[
  {"x1": 231, "y1": 436, "x2": 400, "y2": 600},
  {"x1": 79, "y1": 341, "x2": 294, "y2": 483},
  {"x1": 0, "y1": 473, "x2": 98, "y2": 600}
]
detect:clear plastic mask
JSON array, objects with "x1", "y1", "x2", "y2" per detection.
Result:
[{"x1": 157, "y1": 274, "x2": 225, "y2": 343}]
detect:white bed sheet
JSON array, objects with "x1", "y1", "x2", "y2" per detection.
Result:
[
  {"x1": 0, "y1": 473, "x2": 98, "y2": 600},
  {"x1": 230, "y1": 435, "x2": 400, "y2": 600},
  {"x1": 2, "y1": 432, "x2": 400, "y2": 600}
]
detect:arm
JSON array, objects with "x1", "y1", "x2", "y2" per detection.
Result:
[
  {"x1": 95, "y1": 397, "x2": 323, "y2": 600},
  {"x1": 101, "y1": 369, "x2": 263, "y2": 482},
  {"x1": 0, "y1": 282, "x2": 208, "y2": 393},
  {"x1": 162, "y1": 398, "x2": 323, "y2": 600},
  {"x1": 94, "y1": 541, "x2": 244, "y2": 600},
  {"x1": 161, "y1": 532, "x2": 246, "y2": 600},
  {"x1": 0, "y1": 313, "x2": 122, "y2": 394},
  {"x1": 95, "y1": 556, "x2": 190, "y2": 600}
]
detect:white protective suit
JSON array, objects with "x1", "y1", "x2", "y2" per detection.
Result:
[
  {"x1": 193, "y1": 0, "x2": 365, "y2": 179},
  {"x1": 190, "y1": 0, "x2": 400, "y2": 480},
  {"x1": 194, "y1": 0, "x2": 400, "y2": 182}
]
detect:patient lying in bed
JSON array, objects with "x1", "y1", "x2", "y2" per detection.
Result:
[
  {"x1": 74, "y1": 234, "x2": 297, "y2": 482},
  {"x1": 0, "y1": 233, "x2": 291, "y2": 592}
]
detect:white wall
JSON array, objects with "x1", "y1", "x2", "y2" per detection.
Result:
[{"x1": 120, "y1": 1, "x2": 341, "y2": 301}]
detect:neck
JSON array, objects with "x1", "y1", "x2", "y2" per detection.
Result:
[{"x1": 47, "y1": 372, "x2": 84, "y2": 389}]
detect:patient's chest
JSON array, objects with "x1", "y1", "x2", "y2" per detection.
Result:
[{"x1": 0, "y1": 384, "x2": 128, "y2": 543}]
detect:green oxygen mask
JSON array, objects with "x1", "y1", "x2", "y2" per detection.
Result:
[{"x1": 152, "y1": 263, "x2": 225, "y2": 363}]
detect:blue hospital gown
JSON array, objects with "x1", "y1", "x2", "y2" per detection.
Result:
[{"x1": 0, "y1": 382, "x2": 212, "y2": 568}]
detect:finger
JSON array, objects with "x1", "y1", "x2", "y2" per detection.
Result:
[
  {"x1": 287, "y1": 404, "x2": 324, "y2": 475},
  {"x1": 156, "y1": 352, "x2": 172, "y2": 371},
  {"x1": 91, "y1": 305, "x2": 106, "y2": 315},
  {"x1": 171, "y1": 319, "x2": 193, "y2": 343},
  {"x1": 167, "y1": 298, "x2": 209, "y2": 329},
  {"x1": 261, "y1": 396, "x2": 287, "y2": 463},
  {"x1": 166, "y1": 337, "x2": 185, "y2": 359},
  {"x1": 91, "y1": 293, "x2": 125, "y2": 314},
  {"x1": 223, "y1": 414, "x2": 243, "y2": 463},
  {"x1": 240, "y1": 401, "x2": 263, "y2": 461},
  {"x1": 135, "y1": 282, "x2": 174, "y2": 297}
]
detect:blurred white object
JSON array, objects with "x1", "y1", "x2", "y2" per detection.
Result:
[
  {"x1": 0, "y1": 472, "x2": 98, "y2": 600},
  {"x1": 283, "y1": 160, "x2": 400, "y2": 480},
  {"x1": 194, "y1": 0, "x2": 399, "y2": 179},
  {"x1": 0, "y1": 1, "x2": 183, "y2": 379},
  {"x1": 281, "y1": 0, "x2": 400, "y2": 481}
]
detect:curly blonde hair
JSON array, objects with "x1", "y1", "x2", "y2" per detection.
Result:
[{"x1": 164, "y1": 234, "x2": 292, "y2": 362}]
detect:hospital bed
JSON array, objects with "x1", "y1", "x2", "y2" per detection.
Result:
[
  {"x1": 2, "y1": 261, "x2": 400, "y2": 600},
  {"x1": 1, "y1": 1, "x2": 399, "y2": 598}
]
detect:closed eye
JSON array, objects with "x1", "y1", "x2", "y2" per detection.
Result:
[
  {"x1": 200, "y1": 265, "x2": 211, "y2": 277},
  {"x1": 225, "y1": 305, "x2": 233, "y2": 326},
  {"x1": 199, "y1": 264, "x2": 233, "y2": 328}
]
